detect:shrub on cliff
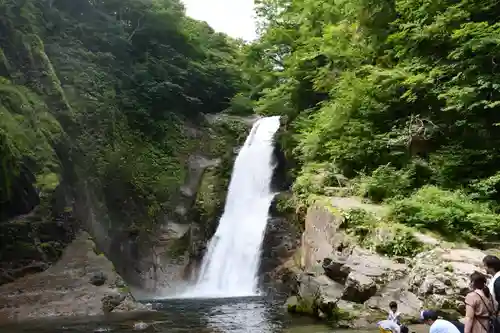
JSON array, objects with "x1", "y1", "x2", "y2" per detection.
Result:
[
  {"x1": 389, "y1": 186, "x2": 500, "y2": 245},
  {"x1": 343, "y1": 208, "x2": 424, "y2": 257},
  {"x1": 356, "y1": 165, "x2": 412, "y2": 203}
]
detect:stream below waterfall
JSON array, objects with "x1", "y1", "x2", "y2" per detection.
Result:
[{"x1": 0, "y1": 297, "x2": 427, "y2": 333}]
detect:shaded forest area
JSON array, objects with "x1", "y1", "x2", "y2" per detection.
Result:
[
  {"x1": 0, "y1": 0, "x2": 249, "y2": 281},
  {"x1": 0, "y1": 0, "x2": 246, "y2": 221}
]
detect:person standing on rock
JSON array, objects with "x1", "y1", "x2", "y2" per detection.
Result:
[
  {"x1": 421, "y1": 310, "x2": 461, "y2": 333},
  {"x1": 464, "y1": 272, "x2": 498, "y2": 333},
  {"x1": 483, "y1": 255, "x2": 500, "y2": 308},
  {"x1": 388, "y1": 301, "x2": 402, "y2": 325}
]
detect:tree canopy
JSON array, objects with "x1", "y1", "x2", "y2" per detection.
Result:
[
  {"x1": 0, "y1": 0, "x2": 245, "y2": 222},
  {"x1": 245, "y1": 0, "x2": 500, "y2": 245}
]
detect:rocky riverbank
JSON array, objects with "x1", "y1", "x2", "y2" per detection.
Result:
[
  {"x1": 278, "y1": 197, "x2": 488, "y2": 328},
  {"x1": 0, "y1": 232, "x2": 151, "y2": 324}
]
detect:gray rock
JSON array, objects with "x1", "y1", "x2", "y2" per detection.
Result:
[
  {"x1": 285, "y1": 296, "x2": 299, "y2": 311},
  {"x1": 342, "y1": 272, "x2": 377, "y2": 303},
  {"x1": 102, "y1": 292, "x2": 126, "y2": 313},
  {"x1": 285, "y1": 198, "x2": 490, "y2": 326},
  {"x1": 133, "y1": 322, "x2": 149, "y2": 330},
  {"x1": 322, "y1": 256, "x2": 351, "y2": 284},
  {"x1": 299, "y1": 273, "x2": 344, "y2": 302},
  {"x1": 365, "y1": 278, "x2": 422, "y2": 322},
  {"x1": 89, "y1": 272, "x2": 107, "y2": 286},
  {"x1": 113, "y1": 295, "x2": 153, "y2": 313},
  {"x1": 0, "y1": 232, "x2": 153, "y2": 322}
]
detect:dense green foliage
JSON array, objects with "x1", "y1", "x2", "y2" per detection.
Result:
[
  {"x1": 0, "y1": 0, "x2": 244, "y2": 225},
  {"x1": 245, "y1": 0, "x2": 500, "y2": 244},
  {"x1": 342, "y1": 208, "x2": 424, "y2": 257},
  {"x1": 390, "y1": 186, "x2": 500, "y2": 245}
]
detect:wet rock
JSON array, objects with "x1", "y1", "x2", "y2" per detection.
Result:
[
  {"x1": 90, "y1": 272, "x2": 107, "y2": 286},
  {"x1": 113, "y1": 295, "x2": 152, "y2": 313},
  {"x1": 133, "y1": 321, "x2": 149, "y2": 330},
  {"x1": 260, "y1": 216, "x2": 300, "y2": 282},
  {"x1": 342, "y1": 272, "x2": 377, "y2": 303},
  {"x1": 285, "y1": 296, "x2": 299, "y2": 312},
  {"x1": 322, "y1": 256, "x2": 351, "y2": 284},
  {"x1": 102, "y1": 292, "x2": 126, "y2": 313},
  {"x1": 0, "y1": 232, "x2": 153, "y2": 323},
  {"x1": 113, "y1": 276, "x2": 127, "y2": 289}
]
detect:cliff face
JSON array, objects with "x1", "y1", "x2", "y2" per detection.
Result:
[
  {"x1": 0, "y1": 0, "x2": 247, "y2": 299},
  {"x1": 279, "y1": 198, "x2": 488, "y2": 327},
  {"x1": 0, "y1": 115, "x2": 248, "y2": 293}
]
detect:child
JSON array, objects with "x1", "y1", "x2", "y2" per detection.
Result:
[
  {"x1": 377, "y1": 319, "x2": 401, "y2": 333},
  {"x1": 388, "y1": 301, "x2": 402, "y2": 325}
]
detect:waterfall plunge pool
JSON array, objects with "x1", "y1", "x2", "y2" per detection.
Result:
[{"x1": 1, "y1": 296, "x2": 427, "y2": 333}]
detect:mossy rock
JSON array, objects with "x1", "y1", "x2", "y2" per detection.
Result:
[{"x1": 285, "y1": 295, "x2": 317, "y2": 316}]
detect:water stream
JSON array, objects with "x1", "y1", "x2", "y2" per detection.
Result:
[{"x1": 184, "y1": 116, "x2": 281, "y2": 298}]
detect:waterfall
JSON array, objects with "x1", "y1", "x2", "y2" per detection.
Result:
[{"x1": 184, "y1": 116, "x2": 281, "y2": 298}]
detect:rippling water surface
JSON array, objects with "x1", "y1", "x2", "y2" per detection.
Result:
[{"x1": 1, "y1": 296, "x2": 415, "y2": 333}]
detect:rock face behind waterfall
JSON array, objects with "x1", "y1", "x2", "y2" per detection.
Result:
[
  {"x1": 0, "y1": 119, "x2": 248, "y2": 320},
  {"x1": 279, "y1": 198, "x2": 488, "y2": 328}
]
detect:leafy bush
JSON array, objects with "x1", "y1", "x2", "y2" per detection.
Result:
[
  {"x1": 470, "y1": 172, "x2": 500, "y2": 202},
  {"x1": 225, "y1": 93, "x2": 255, "y2": 115},
  {"x1": 374, "y1": 229, "x2": 423, "y2": 257},
  {"x1": 342, "y1": 208, "x2": 378, "y2": 241},
  {"x1": 293, "y1": 162, "x2": 347, "y2": 198},
  {"x1": 342, "y1": 208, "x2": 423, "y2": 256},
  {"x1": 389, "y1": 186, "x2": 500, "y2": 245},
  {"x1": 356, "y1": 164, "x2": 412, "y2": 203}
]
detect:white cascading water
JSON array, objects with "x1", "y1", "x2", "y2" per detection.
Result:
[{"x1": 183, "y1": 116, "x2": 281, "y2": 298}]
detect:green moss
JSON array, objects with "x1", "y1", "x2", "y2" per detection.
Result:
[
  {"x1": 340, "y1": 208, "x2": 425, "y2": 257},
  {"x1": 287, "y1": 296, "x2": 316, "y2": 316},
  {"x1": 444, "y1": 264, "x2": 454, "y2": 272},
  {"x1": 167, "y1": 231, "x2": 191, "y2": 258},
  {"x1": 118, "y1": 286, "x2": 130, "y2": 294},
  {"x1": 373, "y1": 228, "x2": 424, "y2": 257},
  {"x1": 195, "y1": 168, "x2": 220, "y2": 221},
  {"x1": 36, "y1": 172, "x2": 60, "y2": 192}
]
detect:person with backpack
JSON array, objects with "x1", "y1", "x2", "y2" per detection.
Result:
[
  {"x1": 483, "y1": 255, "x2": 500, "y2": 307},
  {"x1": 464, "y1": 272, "x2": 498, "y2": 333}
]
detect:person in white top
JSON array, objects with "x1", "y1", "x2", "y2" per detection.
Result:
[
  {"x1": 388, "y1": 301, "x2": 402, "y2": 325},
  {"x1": 483, "y1": 255, "x2": 500, "y2": 308},
  {"x1": 378, "y1": 319, "x2": 401, "y2": 333},
  {"x1": 421, "y1": 310, "x2": 461, "y2": 333}
]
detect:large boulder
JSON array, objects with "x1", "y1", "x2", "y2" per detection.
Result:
[
  {"x1": 408, "y1": 248, "x2": 485, "y2": 315},
  {"x1": 342, "y1": 272, "x2": 377, "y2": 303},
  {"x1": 284, "y1": 197, "x2": 488, "y2": 327},
  {"x1": 0, "y1": 232, "x2": 152, "y2": 323},
  {"x1": 365, "y1": 278, "x2": 422, "y2": 321}
]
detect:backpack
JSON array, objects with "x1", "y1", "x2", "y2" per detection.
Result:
[
  {"x1": 475, "y1": 291, "x2": 500, "y2": 333},
  {"x1": 449, "y1": 320, "x2": 464, "y2": 333}
]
